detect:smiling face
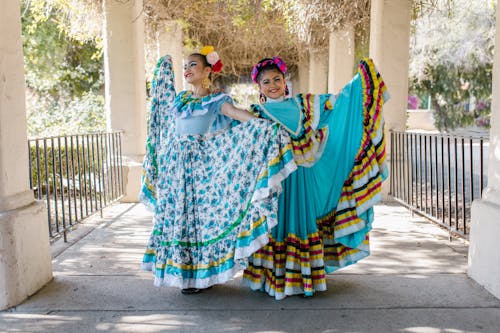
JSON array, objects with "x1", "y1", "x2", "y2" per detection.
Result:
[
  {"x1": 258, "y1": 69, "x2": 287, "y2": 100},
  {"x1": 183, "y1": 54, "x2": 211, "y2": 86}
]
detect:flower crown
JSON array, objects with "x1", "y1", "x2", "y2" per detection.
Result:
[
  {"x1": 200, "y1": 45, "x2": 223, "y2": 73},
  {"x1": 251, "y1": 56, "x2": 288, "y2": 84}
]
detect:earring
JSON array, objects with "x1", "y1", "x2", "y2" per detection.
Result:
[
  {"x1": 259, "y1": 93, "x2": 267, "y2": 104},
  {"x1": 202, "y1": 77, "x2": 211, "y2": 89}
]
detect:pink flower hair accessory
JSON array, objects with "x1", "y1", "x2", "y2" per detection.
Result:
[{"x1": 251, "y1": 56, "x2": 288, "y2": 84}]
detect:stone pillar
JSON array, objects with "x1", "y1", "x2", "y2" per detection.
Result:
[
  {"x1": 289, "y1": 75, "x2": 300, "y2": 96},
  {"x1": 103, "y1": 0, "x2": 147, "y2": 202},
  {"x1": 468, "y1": 2, "x2": 500, "y2": 300},
  {"x1": 296, "y1": 55, "x2": 310, "y2": 94},
  {"x1": 157, "y1": 21, "x2": 183, "y2": 92},
  {"x1": 0, "y1": 0, "x2": 52, "y2": 310},
  {"x1": 369, "y1": 0, "x2": 411, "y2": 197},
  {"x1": 328, "y1": 28, "x2": 355, "y2": 94},
  {"x1": 308, "y1": 50, "x2": 328, "y2": 94},
  {"x1": 295, "y1": 50, "x2": 328, "y2": 94}
]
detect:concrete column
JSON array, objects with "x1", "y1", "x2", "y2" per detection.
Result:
[
  {"x1": 103, "y1": 0, "x2": 147, "y2": 202},
  {"x1": 308, "y1": 50, "x2": 328, "y2": 94},
  {"x1": 468, "y1": 2, "x2": 500, "y2": 300},
  {"x1": 157, "y1": 21, "x2": 184, "y2": 93},
  {"x1": 294, "y1": 50, "x2": 328, "y2": 95},
  {"x1": 296, "y1": 55, "x2": 310, "y2": 94},
  {"x1": 0, "y1": 0, "x2": 52, "y2": 310},
  {"x1": 328, "y1": 28, "x2": 355, "y2": 94},
  {"x1": 369, "y1": 0, "x2": 411, "y2": 197}
]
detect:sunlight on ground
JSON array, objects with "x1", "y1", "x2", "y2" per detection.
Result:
[
  {"x1": 1, "y1": 313, "x2": 83, "y2": 331},
  {"x1": 96, "y1": 314, "x2": 195, "y2": 332},
  {"x1": 403, "y1": 328, "x2": 468, "y2": 333},
  {"x1": 400, "y1": 274, "x2": 429, "y2": 279}
]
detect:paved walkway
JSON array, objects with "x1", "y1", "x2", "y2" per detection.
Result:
[{"x1": 1, "y1": 202, "x2": 500, "y2": 333}]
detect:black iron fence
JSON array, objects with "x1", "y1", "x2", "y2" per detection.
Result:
[
  {"x1": 28, "y1": 132, "x2": 124, "y2": 242},
  {"x1": 390, "y1": 131, "x2": 488, "y2": 239}
]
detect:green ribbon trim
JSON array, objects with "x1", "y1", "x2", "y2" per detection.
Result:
[{"x1": 159, "y1": 199, "x2": 253, "y2": 247}]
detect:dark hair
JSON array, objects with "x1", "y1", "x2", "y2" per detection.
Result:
[{"x1": 189, "y1": 53, "x2": 211, "y2": 68}]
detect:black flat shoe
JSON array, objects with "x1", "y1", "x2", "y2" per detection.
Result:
[
  {"x1": 181, "y1": 288, "x2": 201, "y2": 295},
  {"x1": 180, "y1": 286, "x2": 213, "y2": 295}
]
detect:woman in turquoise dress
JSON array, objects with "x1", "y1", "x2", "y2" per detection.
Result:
[
  {"x1": 140, "y1": 48, "x2": 297, "y2": 294},
  {"x1": 243, "y1": 57, "x2": 389, "y2": 299}
]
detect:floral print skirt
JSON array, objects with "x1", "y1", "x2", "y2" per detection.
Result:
[{"x1": 141, "y1": 119, "x2": 296, "y2": 289}]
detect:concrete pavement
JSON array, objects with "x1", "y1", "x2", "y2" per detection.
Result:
[{"x1": 1, "y1": 202, "x2": 499, "y2": 333}]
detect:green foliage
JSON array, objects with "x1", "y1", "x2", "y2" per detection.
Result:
[
  {"x1": 29, "y1": 139, "x2": 104, "y2": 195},
  {"x1": 409, "y1": 0, "x2": 494, "y2": 131},
  {"x1": 26, "y1": 93, "x2": 106, "y2": 137},
  {"x1": 410, "y1": 61, "x2": 492, "y2": 131},
  {"x1": 22, "y1": 0, "x2": 103, "y2": 43},
  {"x1": 21, "y1": 0, "x2": 105, "y2": 137}
]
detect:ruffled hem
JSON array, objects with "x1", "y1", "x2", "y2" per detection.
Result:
[
  {"x1": 289, "y1": 94, "x2": 331, "y2": 167},
  {"x1": 138, "y1": 182, "x2": 156, "y2": 211},
  {"x1": 252, "y1": 159, "x2": 297, "y2": 202},
  {"x1": 142, "y1": 261, "x2": 246, "y2": 289},
  {"x1": 243, "y1": 232, "x2": 328, "y2": 300},
  {"x1": 142, "y1": 218, "x2": 274, "y2": 290},
  {"x1": 243, "y1": 234, "x2": 370, "y2": 299},
  {"x1": 316, "y1": 57, "x2": 387, "y2": 267},
  {"x1": 323, "y1": 234, "x2": 370, "y2": 271},
  {"x1": 244, "y1": 277, "x2": 328, "y2": 300},
  {"x1": 333, "y1": 58, "x2": 387, "y2": 230},
  {"x1": 141, "y1": 229, "x2": 268, "y2": 289}
]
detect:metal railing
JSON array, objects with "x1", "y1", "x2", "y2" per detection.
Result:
[
  {"x1": 390, "y1": 131, "x2": 488, "y2": 239},
  {"x1": 28, "y1": 132, "x2": 124, "y2": 242}
]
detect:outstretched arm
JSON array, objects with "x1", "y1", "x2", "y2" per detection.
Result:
[
  {"x1": 221, "y1": 102, "x2": 256, "y2": 122},
  {"x1": 140, "y1": 55, "x2": 176, "y2": 209}
]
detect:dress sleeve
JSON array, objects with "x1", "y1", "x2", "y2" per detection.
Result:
[
  {"x1": 203, "y1": 93, "x2": 233, "y2": 112},
  {"x1": 205, "y1": 93, "x2": 234, "y2": 132},
  {"x1": 139, "y1": 55, "x2": 176, "y2": 210},
  {"x1": 249, "y1": 98, "x2": 328, "y2": 167}
]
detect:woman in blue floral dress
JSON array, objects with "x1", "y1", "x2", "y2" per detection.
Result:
[
  {"x1": 140, "y1": 48, "x2": 297, "y2": 294},
  {"x1": 243, "y1": 57, "x2": 389, "y2": 299}
]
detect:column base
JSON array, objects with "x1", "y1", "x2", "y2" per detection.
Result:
[
  {"x1": 119, "y1": 154, "x2": 144, "y2": 203},
  {"x1": 0, "y1": 200, "x2": 52, "y2": 310},
  {"x1": 0, "y1": 190, "x2": 34, "y2": 211},
  {"x1": 468, "y1": 190, "x2": 500, "y2": 300}
]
